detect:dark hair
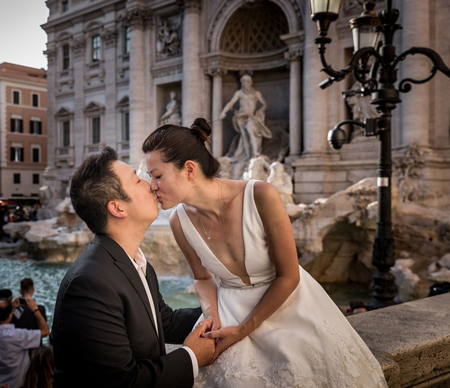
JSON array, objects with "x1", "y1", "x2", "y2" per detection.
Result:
[
  {"x1": 429, "y1": 281, "x2": 450, "y2": 297},
  {"x1": 20, "y1": 278, "x2": 34, "y2": 293},
  {"x1": 142, "y1": 118, "x2": 221, "y2": 179},
  {"x1": 0, "y1": 289, "x2": 12, "y2": 299},
  {"x1": 70, "y1": 146, "x2": 131, "y2": 234},
  {"x1": 349, "y1": 300, "x2": 367, "y2": 312},
  {"x1": 20, "y1": 346, "x2": 54, "y2": 388},
  {"x1": 0, "y1": 298, "x2": 12, "y2": 322}
]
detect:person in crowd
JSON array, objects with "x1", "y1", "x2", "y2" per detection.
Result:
[
  {"x1": 142, "y1": 118, "x2": 388, "y2": 387},
  {"x1": 0, "y1": 290, "x2": 12, "y2": 300},
  {"x1": 51, "y1": 147, "x2": 215, "y2": 388},
  {"x1": 19, "y1": 346, "x2": 54, "y2": 388},
  {"x1": 0, "y1": 298, "x2": 49, "y2": 388},
  {"x1": 346, "y1": 300, "x2": 368, "y2": 315},
  {"x1": 11, "y1": 279, "x2": 47, "y2": 332}
]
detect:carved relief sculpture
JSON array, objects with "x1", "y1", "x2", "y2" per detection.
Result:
[
  {"x1": 220, "y1": 74, "x2": 272, "y2": 159},
  {"x1": 156, "y1": 17, "x2": 181, "y2": 57},
  {"x1": 160, "y1": 91, "x2": 182, "y2": 126}
]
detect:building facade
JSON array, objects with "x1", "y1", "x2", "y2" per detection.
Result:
[
  {"x1": 0, "y1": 63, "x2": 48, "y2": 198},
  {"x1": 42, "y1": 0, "x2": 450, "y2": 204}
]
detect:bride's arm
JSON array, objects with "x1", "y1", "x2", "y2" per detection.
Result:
[
  {"x1": 170, "y1": 210, "x2": 221, "y2": 331},
  {"x1": 204, "y1": 182, "x2": 300, "y2": 359}
]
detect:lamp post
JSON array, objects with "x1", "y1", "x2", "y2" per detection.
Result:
[{"x1": 309, "y1": 0, "x2": 450, "y2": 309}]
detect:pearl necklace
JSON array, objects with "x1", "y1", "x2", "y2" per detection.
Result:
[{"x1": 198, "y1": 214, "x2": 213, "y2": 241}]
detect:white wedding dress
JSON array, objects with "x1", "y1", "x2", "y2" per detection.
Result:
[{"x1": 176, "y1": 180, "x2": 387, "y2": 388}]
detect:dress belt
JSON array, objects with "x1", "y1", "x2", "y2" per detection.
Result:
[{"x1": 219, "y1": 281, "x2": 272, "y2": 290}]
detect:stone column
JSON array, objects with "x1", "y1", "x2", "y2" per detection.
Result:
[
  {"x1": 207, "y1": 68, "x2": 227, "y2": 157},
  {"x1": 43, "y1": 45, "x2": 57, "y2": 177},
  {"x1": 128, "y1": 8, "x2": 147, "y2": 168},
  {"x1": 400, "y1": 0, "x2": 430, "y2": 146},
  {"x1": 181, "y1": 0, "x2": 202, "y2": 127},
  {"x1": 285, "y1": 50, "x2": 302, "y2": 158},
  {"x1": 102, "y1": 27, "x2": 118, "y2": 147},
  {"x1": 302, "y1": 21, "x2": 330, "y2": 156},
  {"x1": 72, "y1": 36, "x2": 86, "y2": 168}
]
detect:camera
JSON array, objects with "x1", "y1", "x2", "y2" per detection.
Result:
[
  {"x1": 19, "y1": 297, "x2": 27, "y2": 305},
  {"x1": 327, "y1": 127, "x2": 348, "y2": 150}
]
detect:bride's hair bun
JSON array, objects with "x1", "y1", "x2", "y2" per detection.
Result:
[{"x1": 190, "y1": 118, "x2": 212, "y2": 142}]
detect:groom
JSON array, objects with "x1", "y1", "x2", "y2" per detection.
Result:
[{"x1": 51, "y1": 147, "x2": 215, "y2": 388}]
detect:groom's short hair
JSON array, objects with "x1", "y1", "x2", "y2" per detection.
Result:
[{"x1": 70, "y1": 146, "x2": 130, "y2": 234}]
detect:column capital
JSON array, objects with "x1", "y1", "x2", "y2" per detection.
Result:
[
  {"x1": 121, "y1": 8, "x2": 151, "y2": 29},
  {"x1": 178, "y1": 0, "x2": 201, "y2": 14},
  {"x1": 284, "y1": 49, "x2": 302, "y2": 62},
  {"x1": 205, "y1": 67, "x2": 227, "y2": 77},
  {"x1": 101, "y1": 28, "x2": 118, "y2": 49},
  {"x1": 44, "y1": 48, "x2": 57, "y2": 65},
  {"x1": 71, "y1": 38, "x2": 86, "y2": 58}
]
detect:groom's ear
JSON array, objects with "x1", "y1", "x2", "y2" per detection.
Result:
[{"x1": 107, "y1": 200, "x2": 127, "y2": 219}]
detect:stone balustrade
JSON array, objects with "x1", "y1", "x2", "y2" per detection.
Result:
[{"x1": 348, "y1": 293, "x2": 450, "y2": 387}]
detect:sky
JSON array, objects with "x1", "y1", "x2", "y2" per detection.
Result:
[{"x1": 0, "y1": 0, "x2": 49, "y2": 69}]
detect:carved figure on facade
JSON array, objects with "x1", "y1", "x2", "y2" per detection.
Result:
[
  {"x1": 220, "y1": 74, "x2": 272, "y2": 159},
  {"x1": 242, "y1": 155, "x2": 270, "y2": 181},
  {"x1": 156, "y1": 17, "x2": 181, "y2": 57},
  {"x1": 345, "y1": 81, "x2": 379, "y2": 138},
  {"x1": 267, "y1": 161, "x2": 295, "y2": 204},
  {"x1": 160, "y1": 91, "x2": 182, "y2": 126}
]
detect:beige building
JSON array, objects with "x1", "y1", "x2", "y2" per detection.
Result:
[
  {"x1": 0, "y1": 63, "x2": 48, "y2": 199},
  {"x1": 41, "y1": 0, "x2": 450, "y2": 204}
]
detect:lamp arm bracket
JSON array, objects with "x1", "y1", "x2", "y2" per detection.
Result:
[
  {"x1": 336, "y1": 118, "x2": 379, "y2": 138},
  {"x1": 394, "y1": 47, "x2": 450, "y2": 93}
]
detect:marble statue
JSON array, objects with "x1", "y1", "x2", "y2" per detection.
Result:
[
  {"x1": 220, "y1": 74, "x2": 272, "y2": 159},
  {"x1": 267, "y1": 161, "x2": 294, "y2": 204},
  {"x1": 242, "y1": 155, "x2": 270, "y2": 181},
  {"x1": 160, "y1": 91, "x2": 182, "y2": 126}
]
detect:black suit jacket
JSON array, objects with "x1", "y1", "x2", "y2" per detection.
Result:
[{"x1": 51, "y1": 234, "x2": 201, "y2": 388}]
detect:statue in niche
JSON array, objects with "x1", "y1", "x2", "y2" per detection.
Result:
[
  {"x1": 156, "y1": 19, "x2": 180, "y2": 57},
  {"x1": 160, "y1": 91, "x2": 181, "y2": 126},
  {"x1": 345, "y1": 81, "x2": 379, "y2": 138},
  {"x1": 220, "y1": 74, "x2": 272, "y2": 159},
  {"x1": 267, "y1": 162, "x2": 294, "y2": 205}
]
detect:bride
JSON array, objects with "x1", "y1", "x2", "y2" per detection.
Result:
[{"x1": 142, "y1": 118, "x2": 388, "y2": 388}]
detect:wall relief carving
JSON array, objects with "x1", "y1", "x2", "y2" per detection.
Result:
[{"x1": 156, "y1": 15, "x2": 181, "y2": 59}]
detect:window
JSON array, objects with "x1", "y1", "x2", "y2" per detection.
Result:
[
  {"x1": 32, "y1": 147, "x2": 40, "y2": 163},
  {"x1": 10, "y1": 118, "x2": 23, "y2": 133},
  {"x1": 13, "y1": 174, "x2": 21, "y2": 184},
  {"x1": 33, "y1": 174, "x2": 40, "y2": 185},
  {"x1": 13, "y1": 91, "x2": 20, "y2": 105},
  {"x1": 62, "y1": 121, "x2": 70, "y2": 147},
  {"x1": 32, "y1": 93, "x2": 39, "y2": 107},
  {"x1": 124, "y1": 26, "x2": 130, "y2": 54},
  {"x1": 30, "y1": 120, "x2": 42, "y2": 135},
  {"x1": 123, "y1": 112, "x2": 130, "y2": 141},
  {"x1": 62, "y1": 0, "x2": 69, "y2": 12},
  {"x1": 92, "y1": 35, "x2": 101, "y2": 62},
  {"x1": 10, "y1": 146, "x2": 24, "y2": 162},
  {"x1": 92, "y1": 116, "x2": 101, "y2": 144},
  {"x1": 62, "y1": 44, "x2": 70, "y2": 70}
]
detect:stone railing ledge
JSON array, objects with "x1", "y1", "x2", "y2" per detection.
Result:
[{"x1": 348, "y1": 293, "x2": 450, "y2": 387}]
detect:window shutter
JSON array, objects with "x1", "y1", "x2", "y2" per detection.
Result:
[
  {"x1": 10, "y1": 118, "x2": 14, "y2": 132},
  {"x1": 19, "y1": 119, "x2": 23, "y2": 133},
  {"x1": 38, "y1": 121, "x2": 42, "y2": 134}
]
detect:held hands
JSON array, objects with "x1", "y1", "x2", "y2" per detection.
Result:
[
  {"x1": 183, "y1": 320, "x2": 216, "y2": 367},
  {"x1": 202, "y1": 325, "x2": 246, "y2": 363}
]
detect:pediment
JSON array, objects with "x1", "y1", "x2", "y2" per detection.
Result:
[
  {"x1": 55, "y1": 107, "x2": 73, "y2": 117},
  {"x1": 84, "y1": 101, "x2": 104, "y2": 113},
  {"x1": 117, "y1": 96, "x2": 129, "y2": 107}
]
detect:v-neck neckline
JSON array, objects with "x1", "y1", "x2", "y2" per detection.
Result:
[{"x1": 180, "y1": 180, "x2": 253, "y2": 286}]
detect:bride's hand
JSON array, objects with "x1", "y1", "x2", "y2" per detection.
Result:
[
  {"x1": 203, "y1": 325, "x2": 246, "y2": 362},
  {"x1": 200, "y1": 316, "x2": 221, "y2": 335}
]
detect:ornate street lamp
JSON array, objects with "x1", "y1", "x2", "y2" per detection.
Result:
[{"x1": 309, "y1": 0, "x2": 450, "y2": 309}]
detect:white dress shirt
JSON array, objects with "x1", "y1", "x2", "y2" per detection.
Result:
[{"x1": 127, "y1": 248, "x2": 198, "y2": 378}]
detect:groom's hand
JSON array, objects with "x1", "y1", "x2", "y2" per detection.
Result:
[{"x1": 183, "y1": 323, "x2": 215, "y2": 367}]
